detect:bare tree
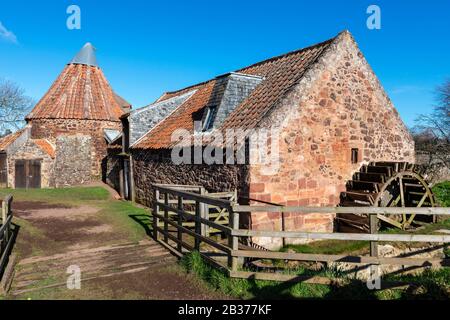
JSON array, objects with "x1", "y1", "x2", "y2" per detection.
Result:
[
  {"x1": 414, "y1": 79, "x2": 450, "y2": 168},
  {"x1": 0, "y1": 79, "x2": 34, "y2": 135}
]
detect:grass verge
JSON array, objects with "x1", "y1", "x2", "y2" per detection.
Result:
[{"x1": 180, "y1": 251, "x2": 450, "y2": 300}]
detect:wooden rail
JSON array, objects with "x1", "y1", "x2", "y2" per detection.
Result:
[
  {"x1": 151, "y1": 184, "x2": 450, "y2": 284},
  {"x1": 0, "y1": 195, "x2": 13, "y2": 280}
]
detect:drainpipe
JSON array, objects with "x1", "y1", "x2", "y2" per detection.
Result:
[{"x1": 129, "y1": 153, "x2": 136, "y2": 202}]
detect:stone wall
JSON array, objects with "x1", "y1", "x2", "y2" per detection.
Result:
[
  {"x1": 132, "y1": 148, "x2": 249, "y2": 208},
  {"x1": 248, "y1": 32, "x2": 415, "y2": 248},
  {"x1": 29, "y1": 118, "x2": 121, "y2": 179},
  {"x1": 54, "y1": 135, "x2": 91, "y2": 187},
  {"x1": 105, "y1": 146, "x2": 122, "y2": 192},
  {"x1": 7, "y1": 140, "x2": 54, "y2": 188}
]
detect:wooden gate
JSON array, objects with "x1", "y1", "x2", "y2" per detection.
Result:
[
  {"x1": 0, "y1": 154, "x2": 7, "y2": 188},
  {"x1": 15, "y1": 160, "x2": 41, "y2": 189}
]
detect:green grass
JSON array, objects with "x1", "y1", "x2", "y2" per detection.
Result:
[
  {"x1": 97, "y1": 201, "x2": 151, "y2": 243},
  {"x1": 0, "y1": 187, "x2": 110, "y2": 204},
  {"x1": 180, "y1": 251, "x2": 332, "y2": 299},
  {"x1": 180, "y1": 251, "x2": 450, "y2": 300},
  {"x1": 1, "y1": 186, "x2": 151, "y2": 260},
  {"x1": 433, "y1": 181, "x2": 450, "y2": 207},
  {"x1": 281, "y1": 240, "x2": 368, "y2": 255}
]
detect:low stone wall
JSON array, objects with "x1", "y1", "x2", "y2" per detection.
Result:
[
  {"x1": 131, "y1": 148, "x2": 250, "y2": 208},
  {"x1": 329, "y1": 243, "x2": 445, "y2": 280}
]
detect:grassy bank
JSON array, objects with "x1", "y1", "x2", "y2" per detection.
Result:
[{"x1": 180, "y1": 251, "x2": 450, "y2": 300}]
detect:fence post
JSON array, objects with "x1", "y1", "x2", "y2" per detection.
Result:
[
  {"x1": 153, "y1": 188, "x2": 160, "y2": 241},
  {"x1": 163, "y1": 192, "x2": 169, "y2": 243},
  {"x1": 370, "y1": 213, "x2": 378, "y2": 257},
  {"x1": 195, "y1": 201, "x2": 201, "y2": 250},
  {"x1": 177, "y1": 196, "x2": 183, "y2": 253},
  {"x1": 200, "y1": 188, "x2": 209, "y2": 237},
  {"x1": 228, "y1": 208, "x2": 239, "y2": 272},
  {"x1": 2, "y1": 197, "x2": 7, "y2": 243}
]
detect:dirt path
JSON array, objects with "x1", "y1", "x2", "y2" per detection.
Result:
[{"x1": 6, "y1": 194, "x2": 224, "y2": 300}]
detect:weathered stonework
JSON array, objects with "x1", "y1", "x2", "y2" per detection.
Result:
[
  {"x1": 53, "y1": 135, "x2": 92, "y2": 187},
  {"x1": 132, "y1": 148, "x2": 249, "y2": 208},
  {"x1": 7, "y1": 140, "x2": 54, "y2": 188},
  {"x1": 248, "y1": 32, "x2": 414, "y2": 248},
  {"x1": 29, "y1": 118, "x2": 121, "y2": 180}
]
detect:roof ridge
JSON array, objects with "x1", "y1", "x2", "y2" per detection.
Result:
[
  {"x1": 163, "y1": 33, "x2": 339, "y2": 96},
  {"x1": 250, "y1": 34, "x2": 341, "y2": 130},
  {"x1": 236, "y1": 36, "x2": 337, "y2": 73}
]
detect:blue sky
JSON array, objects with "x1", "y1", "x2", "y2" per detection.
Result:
[{"x1": 0, "y1": 0, "x2": 448, "y2": 127}]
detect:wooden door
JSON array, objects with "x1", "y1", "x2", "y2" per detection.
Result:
[
  {"x1": 0, "y1": 153, "x2": 7, "y2": 187},
  {"x1": 15, "y1": 160, "x2": 27, "y2": 188},
  {"x1": 15, "y1": 160, "x2": 42, "y2": 189},
  {"x1": 29, "y1": 160, "x2": 41, "y2": 189}
]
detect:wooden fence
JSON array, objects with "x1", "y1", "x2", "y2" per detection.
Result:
[
  {"x1": 0, "y1": 195, "x2": 13, "y2": 280},
  {"x1": 151, "y1": 184, "x2": 450, "y2": 283}
]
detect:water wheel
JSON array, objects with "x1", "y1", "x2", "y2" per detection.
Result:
[{"x1": 337, "y1": 161, "x2": 436, "y2": 233}]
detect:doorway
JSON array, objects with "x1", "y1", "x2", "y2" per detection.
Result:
[
  {"x1": 0, "y1": 153, "x2": 7, "y2": 187},
  {"x1": 15, "y1": 159, "x2": 42, "y2": 189}
]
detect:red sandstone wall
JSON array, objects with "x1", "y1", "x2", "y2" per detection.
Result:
[
  {"x1": 248, "y1": 32, "x2": 415, "y2": 248},
  {"x1": 29, "y1": 119, "x2": 121, "y2": 178}
]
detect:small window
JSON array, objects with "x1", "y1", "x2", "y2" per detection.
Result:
[
  {"x1": 351, "y1": 148, "x2": 359, "y2": 164},
  {"x1": 202, "y1": 106, "x2": 216, "y2": 131}
]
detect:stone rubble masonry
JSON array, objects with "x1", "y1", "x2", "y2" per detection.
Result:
[
  {"x1": 249, "y1": 31, "x2": 414, "y2": 248},
  {"x1": 129, "y1": 90, "x2": 196, "y2": 146},
  {"x1": 54, "y1": 135, "x2": 92, "y2": 187},
  {"x1": 7, "y1": 139, "x2": 54, "y2": 188},
  {"x1": 29, "y1": 118, "x2": 121, "y2": 180},
  {"x1": 132, "y1": 148, "x2": 250, "y2": 204}
]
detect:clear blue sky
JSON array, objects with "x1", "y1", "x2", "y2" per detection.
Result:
[{"x1": 0, "y1": 0, "x2": 448, "y2": 127}]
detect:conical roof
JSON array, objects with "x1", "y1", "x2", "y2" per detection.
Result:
[{"x1": 26, "y1": 43, "x2": 124, "y2": 122}]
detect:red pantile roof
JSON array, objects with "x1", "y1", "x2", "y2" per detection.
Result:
[
  {"x1": 26, "y1": 63, "x2": 124, "y2": 122},
  {"x1": 0, "y1": 130, "x2": 24, "y2": 152},
  {"x1": 133, "y1": 35, "x2": 336, "y2": 149},
  {"x1": 33, "y1": 139, "x2": 55, "y2": 158}
]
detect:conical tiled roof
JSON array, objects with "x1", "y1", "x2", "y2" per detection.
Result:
[{"x1": 26, "y1": 43, "x2": 124, "y2": 122}]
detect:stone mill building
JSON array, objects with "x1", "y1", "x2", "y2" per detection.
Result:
[
  {"x1": 0, "y1": 43, "x2": 130, "y2": 188},
  {"x1": 109, "y1": 31, "x2": 414, "y2": 247}
]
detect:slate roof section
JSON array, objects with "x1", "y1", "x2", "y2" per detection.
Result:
[
  {"x1": 33, "y1": 139, "x2": 56, "y2": 158},
  {"x1": 0, "y1": 130, "x2": 25, "y2": 152},
  {"x1": 104, "y1": 129, "x2": 122, "y2": 144},
  {"x1": 26, "y1": 44, "x2": 125, "y2": 122},
  {"x1": 129, "y1": 89, "x2": 197, "y2": 146},
  {"x1": 133, "y1": 35, "x2": 335, "y2": 149}
]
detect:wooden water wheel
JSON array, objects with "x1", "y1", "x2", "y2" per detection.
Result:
[{"x1": 337, "y1": 161, "x2": 436, "y2": 233}]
